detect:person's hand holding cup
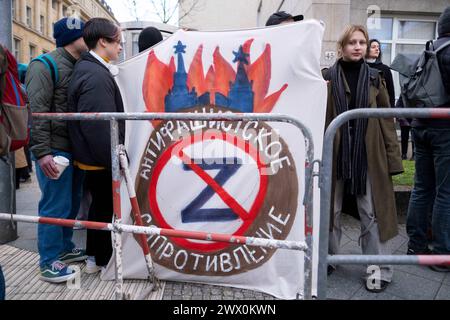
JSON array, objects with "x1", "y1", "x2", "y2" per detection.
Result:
[
  {"x1": 52, "y1": 156, "x2": 69, "y2": 179},
  {"x1": 38, "y1": 155, "x2": 69, "y2": 179}
]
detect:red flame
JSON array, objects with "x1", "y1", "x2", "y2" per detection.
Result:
[{"x1": 143, "y1": 39, "x2": 288, "y2": 118}]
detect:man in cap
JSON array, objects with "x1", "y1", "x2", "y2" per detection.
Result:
[
  {"x1": 265, "y1": 11, "x2": 303, "y2": 26},
  {"x1": 25, "y1": 17, "x2": 88, "y2": 283}
]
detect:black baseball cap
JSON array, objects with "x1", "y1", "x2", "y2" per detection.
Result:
[{"x1": 265, "y1": 11, "x2": 304, "y2": 26}]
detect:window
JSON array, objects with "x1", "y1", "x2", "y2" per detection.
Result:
[
  {"x1": 13, "y1": 38, "x2": 21, "y2": 60},
  {"x1": 26, "y1": 6, "x2": 32, "y2": 27},
  {"x1": 52, "y1": 0, "x2": 57, "y2": 10},
  {"x1": 29, "y1": 44, "x2": 36, "y2": 60},
  {"x1": 11, "y1": 0, "x2": 16, "y2": 19},
  {"x1": 132, "y1": 33, "x2": 139, "y2": 56},
  {"x1": 40, "y1": 15, "x2": 45, "y2": 34},
  {"x1": 368, "y1": 17, "x2": 438, "y2": 98},
  {"x1": 63, "y1": 5, "x2": 68, "y2": 17}
]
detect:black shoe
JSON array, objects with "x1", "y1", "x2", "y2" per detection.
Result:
[
  {"x1": 429, "y1": 265, "x2": 450, "y2": 272},
  {"x1": 364, "y1": 280, "x2": 390, "y2": 293},
  {"x1": 401, "y1": 154, "x2": 407, "y2": 160},
  {"x1": 407, "y1": 247, "x2": 431, "y2": 255},
  {"x1": 327, "y1": 265, "x2": 336, "y2": 276}
]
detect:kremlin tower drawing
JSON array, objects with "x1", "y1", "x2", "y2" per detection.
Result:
[{"x1": 164, "y1": 41, "x2": 255, "y2": 112}]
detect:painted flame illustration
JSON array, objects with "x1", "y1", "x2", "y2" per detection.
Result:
[{"x1": 142, "y1": 38, "x2": 288, "y2": 119}]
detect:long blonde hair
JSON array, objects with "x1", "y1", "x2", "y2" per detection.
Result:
[{"x1": 337, "y1": 25, "x2": 369, "y2": 58}]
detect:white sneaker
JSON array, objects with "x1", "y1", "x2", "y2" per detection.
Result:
[{"x1": 84, "y1": 257, "x2": 102, "y2": 274}]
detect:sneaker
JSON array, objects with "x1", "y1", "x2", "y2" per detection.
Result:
[
  {"x1": 40, "y1": 261, "x2": 77, "y2": 283},
  {"x1": 59, "y1": 248, "x2": 88, "y2": 264},
  {"x1": 406, "y1": 247, "x2": 431, "y2": 255},
  {"x1": 84, "y1": 257, "x2": 102, "y2": 274},
  {"x1": 364, "y1": 280, "x2": 390, "y2": 293}
]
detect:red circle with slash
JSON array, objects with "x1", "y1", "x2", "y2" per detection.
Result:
[{"x1": 148, "y1": 131, "x2": 268, "y2": 252}]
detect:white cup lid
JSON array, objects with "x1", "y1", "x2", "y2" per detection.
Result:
[{"x1": 53, "y1": 156, "x2": 70, "y2": 166}]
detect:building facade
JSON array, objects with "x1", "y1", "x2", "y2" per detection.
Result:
[
  {"x1": 11, "y1": 0, "x2": 118, "y2": 63},
  {"x1": 120, "y1": 20, "x2": 178, "y2": 61},
  {"x1": 180, "y1": 0, "x2": 450, "y2": 97}
]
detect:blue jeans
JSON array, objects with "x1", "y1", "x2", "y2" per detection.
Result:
[
  {"x1": 0, "y1": 265, "x2": 5, "y2": 300},
  {"x1": 34, "y1": 150, "x2": 85, "y2": 268},
  {"x1": 407, "y1": 128, "x2": 450, "y2": 254}
]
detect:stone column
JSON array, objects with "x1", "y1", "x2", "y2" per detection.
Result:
[
  {"x1": 19, "y1": 0, "x2": 27, "y2": 24},
  {"x1": 47, "y1": 0, "x2": 53, "y2": 38},
  {"x1": 35, "y1": 0, "x2": 41, "y2": 33},
  {"x1": 58, "y1": 0, "x2": 63, "y2": 19}
]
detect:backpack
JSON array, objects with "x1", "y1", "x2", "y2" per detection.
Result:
[
  {"x1": 390, "y1": 39, "x2": 450, "y2": 108},
  {"x1": 0, "y1": 49, "x2": 30, "y2": 157}
]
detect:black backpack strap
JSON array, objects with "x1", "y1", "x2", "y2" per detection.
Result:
[{"x1": 368, "y1": 67, "x2": 380, "y2": 89}]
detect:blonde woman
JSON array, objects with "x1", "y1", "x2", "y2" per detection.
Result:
[{"x1": 323, "y1": 25, "x2": 403, "y2": 292}]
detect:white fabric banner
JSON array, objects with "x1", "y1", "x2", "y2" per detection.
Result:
[{"x1": 102, "y1": 20, "x2": 327, "y2": 299}]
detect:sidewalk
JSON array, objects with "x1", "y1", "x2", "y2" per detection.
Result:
[{"x1": 5, "y1": 169, "x2": 450, "y2": 300}]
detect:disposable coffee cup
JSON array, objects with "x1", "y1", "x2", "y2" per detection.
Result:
[{"x1": 52, "y1": 156, "x2": 70, "y2": 180}]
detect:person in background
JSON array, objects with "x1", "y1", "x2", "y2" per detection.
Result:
[
  {"x1": 365, "y1": 39, "x2": 395, "y2": 108},
  {"x1": 25, "y1": 17, "x2": 88, "y2": 283},
  {"x1": 0, "y1": 43, "x2": 8, "y2": 300},
  {"x1": 68, "y1": 18, "x2": 125, "y2": 274},
  {"x1": 365, "y1": 39, "x2": 416, "y2": 160},
  {"x1": 14, "y1": 147, "x2": 29, "y2": 189},
  {"x1": 395, "y1": 97, "x2": 414, "y2": 160},
  {"x1": 323, "y1": 25, "x2": 403, "y2": 292},
  {"x1": 265, "y1": 11, "x2": 303, "y2": 26},
  {"x1": 138, "y1": 26, "x2": 163, "y2": 53},
  {"x1": 18, "y1": 63, "x2": 33, "y2": 175}
]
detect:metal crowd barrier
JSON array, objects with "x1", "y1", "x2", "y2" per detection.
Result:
[
  {"x1": 317, "y1": 108, "x2": 450, "y2": 300},
  {"x1": 0, "y1": 112, "x2": 316, "y2": 300}
]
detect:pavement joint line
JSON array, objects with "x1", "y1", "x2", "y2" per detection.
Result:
[{"x1": 433, "y1": 282, "x2": 445, "y2": 300}]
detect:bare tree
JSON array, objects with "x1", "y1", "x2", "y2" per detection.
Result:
[
  {"x1": 124, "y1": 0, "x2": 141, "y2": 21},
  {"x1": 149, "y1": 0, "x2": 201, "y2": 24},
  {"x1": 123, "y1": 0, "x2": 201, "y2": 25}
]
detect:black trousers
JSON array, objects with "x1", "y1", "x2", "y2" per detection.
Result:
[
  {"x1": 401, "y1": 126, "x2": 412, "y2": 157},
  {"x1": 85, "y1": 170, "x2": 113, "y2": 266}
]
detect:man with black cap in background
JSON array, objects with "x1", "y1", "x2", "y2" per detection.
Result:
[
  {"x1": 406, "y1": 6, "x2": 450, "y2": 272},
  {"x1": 265, "y1": 11, "x2": 303, "y2": 26},
  {"x1": 25, "y1": 17, "x2": 88, "y2": 283}
]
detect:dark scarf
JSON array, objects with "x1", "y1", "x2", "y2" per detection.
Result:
[{"x1": 330, "y1": 59, "x2": 370, "y2": 195}]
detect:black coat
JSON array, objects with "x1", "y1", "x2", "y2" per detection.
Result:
[
  {"x1": 67, "y1": 52, "x2": 125, "y2": 169},
  {"x1": 367, "y1": 61, "x2": 395, "y2": 108},
  {"x1": 435, "y1": 35, "x2": 450, "y2": 95}
]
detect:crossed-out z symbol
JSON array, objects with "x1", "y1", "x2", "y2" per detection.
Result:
[{"x1": 181, "y1": 158, "x2": 241, "y2": 223}]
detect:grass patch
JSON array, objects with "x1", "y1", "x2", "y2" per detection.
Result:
[{"x1": 392, "y1": 160, "x2": 415, "y2": 186}]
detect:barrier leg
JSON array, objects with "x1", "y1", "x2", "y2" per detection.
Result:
[
  {"x1": 111, "y1": 120, "x2": 125, "y2": 300},
  {"x1": 118, "y1": 146, "x2": 160, "y2": 297}
]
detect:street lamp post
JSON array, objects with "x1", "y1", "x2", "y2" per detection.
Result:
[{"x1": 0, "y1": 0, "x2": 18, "y2": 244}]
